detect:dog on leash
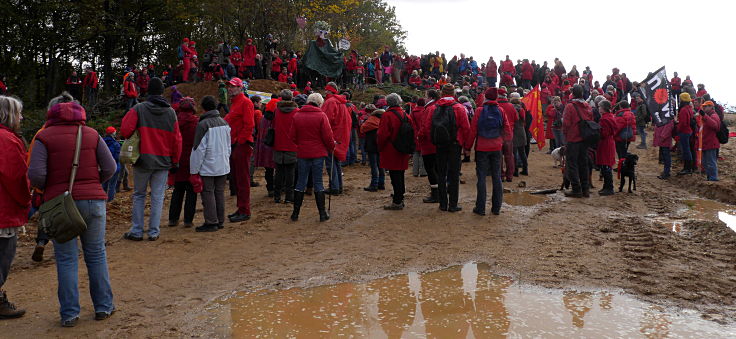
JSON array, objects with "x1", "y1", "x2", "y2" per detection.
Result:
[
  {"x1": 551, "y1": 146, "x2": 565, "y2": 168},
  {"x1": 618, "y1": 154, "x2": 638, "y2": 193}
]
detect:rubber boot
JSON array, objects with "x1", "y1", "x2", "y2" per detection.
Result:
[
  {"x1": 315, "y1": 191, "x2": 330, "y2": 222},
  {"x1": 291, "y1": 191, "x2": 304, "y2": 221},
  {"x1": 423, "y1": 187, "x2": 438, "y2": 203}
]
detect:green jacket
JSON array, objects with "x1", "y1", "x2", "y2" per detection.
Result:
[
  {"x1": 635, "y1": 104, "x2": 649, "y2": 126},
  {"x1": 218, "y1": 87, "x2": 228, "y2": 106}
]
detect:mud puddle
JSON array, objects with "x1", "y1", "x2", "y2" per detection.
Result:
[
  {"x1": 504, "y1": 192, "x2": 547, "y2": 206},
  {"x1": 684, "y1": 199, "x2": 736, "y2": 232},
  {"x1": 204, "y1": 263, "x2": 735, "y2": 338}
]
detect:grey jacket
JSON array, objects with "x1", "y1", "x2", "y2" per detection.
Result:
[{"x1": 190, "y1": 110, "x2": 231, "y2": 176}]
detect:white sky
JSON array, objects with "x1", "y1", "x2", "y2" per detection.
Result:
[{"x1": 389, "y1": 0, "x2": 735, "y2": 107}]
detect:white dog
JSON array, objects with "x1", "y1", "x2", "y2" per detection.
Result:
[{"x1": 551, "y1": 146, "x2": 565, "y2": 168}]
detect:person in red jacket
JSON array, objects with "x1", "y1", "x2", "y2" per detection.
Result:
[
  {"x1": 562, "y1": 85, "x2": 594, "y2": 198},
  {"x1": 167, "y1": 97, "x2": 199, "y2": 228},
  {"x1": 136, "y1": 69, "x2": 150, "y2": 97},
  {"x1": 670, "y1": 72, "x2": 681, "y2": 103},
  {"x1": 500, "y1": 55, "x2": 515, "y2": 76},
  {"x1": 272, "y1": 90, "x2": 299, "y2": 203},
  {"x1": 699, "y1": 101, "x2": 721, "y2": 181},
  {"x1": 289, "y1": 93, "x2": 335, "y2": 222},
  {"x1": 497, "y1": 88, "x2": 517, "y2": 182},
  {"x1": 181, "y1": 38, "x2": 193, "y2": 82},
  {"x1": 0, "y1": 95, "x2": 30, "y2": 319},
  {"x1": 465, "y1": 87, "x2": 512, "y2": 216},
  {"x1": 378, "y1": 93, "x2": 412, "y2": 210},
  {"x1": 271, "y1": 52, "x2": 283, "y2": 80},
  {"x1": 421, "y1": 84, "x2": 471, "y2": 212},
  {"x1": 222, "y1": 77, "x2": 255, "y2": 222},
  {"x1": 408, "y1": 71, "x2": 422, "y2": 89},
  {"x1": 277, "y1": 68, "x2": 288, "y2": 83},
  {"x1": 676, "y1": 92, "x2": 695, "y2": 175},
  {"x1": 321, "y1": 82, "x2": 351, "y2": 195},
  {"x1": 242, "y1": 39, "x2": 257, "y2": 79},
  {"x1": 486, "y1": 56, "x2": 498, "y2": 87},
  {"x1": 696, "y1": 84, "x2": 708, "y2": 98},
  {"x1": 613, "y1": 100, "x2": 636, "y2": 159},
  {"x1": 123, "y1": 72, "x2": 138, "y2": 111},
  {"x1": 415, "y1": 90, "x2": 440, "y2": 202},
  {"x1": 521, "y1": 59, "x2": 533, "y2": 90},
  {"x1": 82, "y1": 67, "x2": 99, "y2": 107},
  {"x1": 595, "y1": 100, "x2": 618, "y2": 196}
]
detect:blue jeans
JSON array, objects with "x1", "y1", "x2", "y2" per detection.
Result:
[
  {"x1": 678, "y1": 133, "x2": 692, "y2": 161},
  {"x1": 101, "y1": 165, "x2": 120, "y2": 202},
  {"x1": 367, "y1": 152, "x2": 385, "y2": 187},
  {"x1": 637, "y1": 125, "x2": 647, "y2": 146},
  {"x1": 475, "y1": 151, "x2": 503, "y2": 214},
  {"x1": 324, "y1": 155, "x2": 342, "y2": 191},
  {"x1": 703, "y1": 149, "x2": 718, "y2": 181},
  {"x1": 552, "y1": 129, "x2": 565, "y2": 146},
  {"x1": 296, "y1": 158, "x2": 325, "y2": 192},
  {"x1": 52, "y1": 200, "x2": 114, "y2": 322},
  {"x1": 359, "y1": 138, "x2": 367, "y2": 163},
  {"x1": 660, "y1": 147, "x2": 671, "y2": 176},
  {"x1": 129, "y1": 168, "x2": 168, "y2": 238},
  {"x1": 486, "y1": 77, "x2": 497, "y2": 87},
  {"x1": 345, "y1": 130, "x2": 358, "y2": 165}
]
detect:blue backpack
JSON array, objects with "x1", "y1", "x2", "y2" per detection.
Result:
[
  {"x1": 177, "y1": 45, "x2": 184, "y2": 60},
  {"x1": 477, "y1": 104, "x2": 504, "y2": 139}
]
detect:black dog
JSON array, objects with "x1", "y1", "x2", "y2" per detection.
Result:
[{"x1": 618, "y1": 154, "x2": 638, "y2": 193}]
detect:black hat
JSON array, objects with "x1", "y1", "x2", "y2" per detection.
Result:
[{"x1": 148, "y1": 77, "x2": 164, "y2": 96}]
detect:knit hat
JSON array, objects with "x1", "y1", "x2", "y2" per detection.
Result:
[
  {"x1": 179, "y1": 97, "x2": 195, "y2": 110},
  {"x1": 148, "y1": 77, "x2": 164, "y2": 96},
  {"x1": 294, "y1": 94, "x2": 308, "y2": 107},
  {"x1": 485, "y1": 87, "x2": 498, "y2": 100},
  {"x1": 441, "y1": 84, "x2": 455, "y2": 96},
  {"x1": 106, "y1": 126, "x2": 117, "y2": 135},
  {"x1": 679, "y1": 92, "x2": 691, "y2": 103},
  {"x1": 498, "y1": 88, "x2": 507, "y2": 97},
  {"x1": 702, "y1": 100, "x2": 714, "y2": 107},
  {"x1": 325, "y1": 84, "x2": 338, "y2": 94},
  {"x1": 290, "y1": 83, "x2": 297, "y2": 89}
]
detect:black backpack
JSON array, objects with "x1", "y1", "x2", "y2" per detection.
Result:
[
  {"x1": 717, "y1": 119, "x2": 730, "y2": 144},
  {"x1": 477, "y1": 104, "x2": 503, "y2": 139},
  {"x1": 431, "y1": 105, "x2": 457, "y2": 147},
  {"x1": 391, "y1": 109, "x2": 415, "y2": 154}
]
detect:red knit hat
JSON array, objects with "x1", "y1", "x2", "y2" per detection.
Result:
[
  {"x1": 498, "y1": 88, "x2": 507, "y2": 97},
  {"x1": 325, "y1": 84, "x2": 338, "y2": 94},
  {"x1": 290, "y1": 83, "x2": 297, "y2": 89},
  {"x1": 106, "y1": 126, "x2": 117, "y2": 134},
  {"x1": 485, "y1": 88, "x2": 498, "y2": 100}
]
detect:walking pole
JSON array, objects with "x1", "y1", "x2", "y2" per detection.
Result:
[{"x1": 328, "y1": 149, "x2": 335, "y2": 213}]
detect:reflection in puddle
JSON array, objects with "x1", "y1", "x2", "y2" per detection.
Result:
[
  {"x1": 207, "y1": 263, "x2": 735, "y2": 338},
  {"x1": 504, "y1": 192, "x2": 547, "y2": 206},
  {"x1": 684, "y1": 199, "x2": 736, "y2": 233}
]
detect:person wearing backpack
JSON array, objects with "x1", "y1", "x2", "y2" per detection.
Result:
[
  {"x1": 562, "y1": 85, "x2": 594, "y2": 198},
  {"x1": 613, "y1": 101, "x2": 636, "y2": 159},
  {"x1": 466, "y1": 88, "x2": 512, "y2": 216},
  {"x1": 421, "y1": 84, "x2": 471, "y2": 212},
  {"x1": 676, "y1": 93, "x2": 695, "y2": 175},
  {"x1": 416, "y1": 90, "x2": 440, "y2": 203},
  {"x1": 377, "y1": 93, "x2": 412, "y2": 210},
  {"x1": 699, "y1": 101, "x2": 721, "y2": 181},
  {"x1": 497, "y1": 88, "x2": 517, "y2": 182},
  {"x1": 634, "y1": 95, "x2": 650, "y2": 149},
  {"x1": 596, "y1": 100, "x2": 618, "y2": 195}
]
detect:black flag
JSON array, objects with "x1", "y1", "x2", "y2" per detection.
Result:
[{"x1": 641, "y1": 66, "x2": 674, "y2": 126}]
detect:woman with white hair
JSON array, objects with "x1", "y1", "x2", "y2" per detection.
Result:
[
  {"x1": 289, "y1": 93, "x2": 335, "y2": 222},
  {"x1": 0, "y1": 96, "x2": 30, "y2": 319},
  {"x1": 377, "y1": 93, "x2": 412, "y2": 210}
]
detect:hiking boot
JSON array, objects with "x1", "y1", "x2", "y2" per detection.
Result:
[
  {"x1": 582, "y1": 188, "x2": 590, "y2": 198},
  {"x1": 217, "y1": 222, "x2": 224, "y2": 229},
  {"x1": 447, "y1": 206, "x2": 462, "y2": 213},
  {"x1": 291, "y1": 191, "x2": 304, "y2": 221},
  {"x1": 384, "y1": 202, "x2": 404, "y2": 210},
  {"x1": 636, "y1": 144, "x2": 647, "y2": 149},
  {"x1": 491, "y1": 210, "x2": 501, "y2": 215},
  {"x1": 227, "y1": 211, "x2": 239, "y2": 219},
  {"x1": 598, "y1": 189, "x2": 614, "y2": 196},
  {"x1": 472, "y1": 208, "x2": 485, "y2": 216},
  {"x1": 657, "y1": 173, "x2": 670, "y2": 180},
  {"x1": 168, "y1": 220, "x2": 178, "y2": 227},
  {"x1": 123, "y1": 232, "x2": 143, "y2": 241},
  {"x1": 363, "y1": 186, "x2": 378, "y2": 192},
  {"x1": 148, "y1": 235, "x2": 159, "y2": 241},
  {"x1": 61, "y1": 317, "x2": 79, "y2": 327},
  {"x1": 377, "y1": 184, "x2": 386, "y2": 190},
  {"x1": 94, "y1": 309, "x2": 115, "y2": 321},
  {"x1": 423, "y1": 188, "x2": 439, "y2": 203},
  {"x1": 183, "y1": 222, "x2": 193, "y2": 228},
  {"x1": 325, "y1": 188, "x2": 341, "y2": 196},
  {"x1": 520, "y1": 170, "x2": 529, "y2": 176},
  {"x1": 0, "y1": 291, "x2": 25, "y2": 319},
  {"x1": 274, "y1": 193, "x2": 281, "y2": 204},
  {"x1": 229, "y1": 213, "x2": 250, "y2": 223},
  {"x1": 315, "y1": 192, "x2": 330, "y2": 222},
  {"x1": 195, "y1": 224, "x2": 219, "y2": 232},
  {"x1": 564, "y1": 190, "x2": 583, "y2": 198},
  {"x1": 31, "y1": 245, "x2": 44, "y2": 262},
  {"x1": 677, "y1": 161, "x2": 692, "y2": 176}
]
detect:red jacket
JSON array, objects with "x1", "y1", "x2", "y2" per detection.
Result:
[
  {"x1": 174, "y1": 110, "x2": 198, "y2": 182},
  {"x1": 277, "y1": 73, "x2": 288, "y2": 83},
  {"x1": 545, "y1": 104, "x2": 556, "y2": 139},
  {"x1": 271, "y1": 57, "x2": 283, "y2": 73},
  {"x1": 420, "y1": 98, "x2": 471, "y2": 149},
  {"x1": 243, "y1": 44, "x2": 257, "y2": 67},
  {"x1": 230, "y1": 51, "x2": 243, "y2": 67},
  {"x1": 136, "y1": 73, "x2": 150, "y2": 90},
  {"x1": 670, "y1": 77, "x2": 681, "y2": 91},
  {"x1": 273, "y1": 100, "x2": 299, "y2": 152},
  {"x1": 322, "y1": 94, "x2": 352, "y2": 161},
  {"x1": 500, "y1": 60, "x2": 515, "y2": 75},
  {"x1": 124, "y1": 79, "x2": 137, "y2": 98},
  {"x1": 410, "y1": 105, "x2": 425, "y2": 154},
  {"x1": 83, "y1": 71, "x2": 98, "y2": 89},
  {"x1": 696, "y1": 89, "x2": 708, "y2": 98},
  {"x1": 288, "y1": 58, "x2": 298, "y2": 74},
  {"x1": 614, "y1": 109, "x2": 637, "y2": 142},
  {"x1": 0, "y1": 124, "x2": 30, "y2": 228},
  {"x1": 497, "y1": 99, "x2": 517, "y2": 142},
  {"x1": 700, "y1": 112, "x2": 721, "y2": 151},
  {"x1": 486, "y1": 60, "x2": 497, "y2": 77},
  {"x1": 408, "y1": 76, "x2": 421, "y2": 86},
  {"x1": 224, "y1": 93, "x2": 255, "y2": 145},
  {"x1": 466, "y1": 102, "x2": 512, "y2": 152},
  {"x1": 289, "y1": 104, "x2": 335, "y2": 158},
  {"x1": 521, "y1": 61, "x2": 533, "y2": 80},
  {"x1": 596, "y1": 112, "x2": 618, "y2": 166},
  {"x1": 562, "y1": 100, "x2": 594, "y2": 143},
  {"x1": 417, "y1": 101, "x2": 438, "y2": 155},
  {"x1": 121, "y1": 96, "x2": 182, "y2": 169},
  {"x1": 677, "y1": 104, "x2": 694, "y2": 135},
  {"x1": 377, "y1": 106, "x2": 411, "y2": 171}
]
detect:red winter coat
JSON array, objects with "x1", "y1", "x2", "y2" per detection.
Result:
[
  {"x1": 677, "y1": 104, "x2": 694, "y2": 135},
  {"x1": 322, "y1": 94, "x2": 351, "y2": 161},
  {"x1": 417, "y1": 101, "x2": 437, "y2": 155},
  {"x1": 700, "y1": 112, "x2": 721, "y2": 151},
  {"x1": 289, "y1": 104, "x2": 335, "y2": 158},
  {"x1": 486, "y1": 60, "x2": 497, "y2": 77},
  {"x1": 467, "y1": 102, "x2": 512, "y2": 152},
  {"x1": 500, "y1": 60, "x2": 515, "y2": 75},
  {"x1": 273, "y1": 100, "x2": 299, "y2": 152},
  {"x1": 271, "y1": 57, "x2": 283, "y2": 73},
  {"x1": 670, "y1": 77, "x2": 681, "y2": 91},
  {"x1": 377, "y1": 106, "x2": 411, "y2": 170},
  {"x1": 174, "y1": 110, "x2": 198, "y2": 182},
  {"x1": 420, "y1": 98, "x2": 471, "y2": 149},
  {"x1": 410, "y1": 105, "x2": 425, "y2": 153},
  {"x1": 288, "y1": 58, "x2": 298, "y2": 74},
  {"x1": 613, "y1": 109, "x2": 637, "y2": 142},
  {"x1": 545, "y1": 105, "x2": 556, "y2": 139},
  {"x1": 136, "y1": 73, "x2": 150, "y2": 91},
  {"x1": 562, "y1": 100, "x2": 594, "y2": 143},
  {"x1": 521, "y1": 61, "x2": 533, "y2": 80},
  {"x1": 224, "y1": 93, "x2": 255, "y2": 145},
  {"x1": 408, "y1": 76, "x2": 421, "y2": 86},
  {"x1": 497, "y1": 99, "x2": 517, "y2": 142},
  {"x1": 653, "y1": 121, "x2": 674, "y2": 148},
  {"x1": 83, "y1": 71, "x2": 98, "y2": 89},
  {"x1": 230, "y1": 51, "x2": 243, "y2": 67},
  {"x1": 596, "y1": 112, "x2": 618, "y2": 166},
  {"x1": 277, "y1": 73, "x2": 288, "y2": 83},
  {"x1": 121, "y1": 97, "x2": 182, "y2": 169},
  {"x1": 124, "y1": 79, "x2": 137, "y2": 98},
  {"x1": 0, "y1": 124, "x2": 30, "y2": 228},
  {"x1": 696, "y1": 89, "x2": 708, "y2": 98},
  {"x1": 243, "y1": 44, "x2": 257, "y2": 67}
]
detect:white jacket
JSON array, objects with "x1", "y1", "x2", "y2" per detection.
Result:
[{"x1": 190, "y1": 110, "x2": 231, "y2": 176}]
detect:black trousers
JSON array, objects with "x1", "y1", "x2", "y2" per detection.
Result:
[
  {"x1": 422, "y1": 154, "x2": 438, "y2": 187},
  {"x1": 264, "y1": 167, "x2": 275, "y2": 192},
  {"x1": 169, "y1": 181, "x2": 197, "y2": 223},
  {"x1": 616, "y1": 141, "x2": 629, "y2": 159},
  {"x1": 0, "y1": 236, "x2": 16, "y2": 288},
  {"x1": 389, "y1": 170, "x2": 405, "y2": 204},
  {"x1": 565, "y1": 141, "x2": 590, "y2": 192},
  {"x1": 436, "y1": 144, "x2": 462, "y2": 208},
  {"x1": 274, "y1": 163, "x2": 296, "y2": 198}
]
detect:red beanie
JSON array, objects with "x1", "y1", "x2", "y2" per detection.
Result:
[
  {"x1": 183, "y1": 38, "x2": 189, "y2": 43},
  {"x1": 325, "y1": 84, "x2": 338, "y2": 94},
  {"x1": 106, "y1": 126, "x2": 117, "y2": 135},
  {"x1": 498, "y1": 88, "x2": 507, "y2": 97},
  {"x1": 485, "y1": 88, "x2": 498, "y2": 100},
  {"x1": 290, "y1": 83, "x2": 297, "y2": 89}
]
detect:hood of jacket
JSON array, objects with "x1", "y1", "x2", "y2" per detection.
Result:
[
  {"x1": 46, "y1": 102, "x2": 86, "y2": 126},
  {"x1": 199, "y1": 110, "x2": 221, "y2": 121},
  {"x1": 437, "y1": 97, "x2": 457, "y2": 107},
  {"x1": 327, "y1": 94, "x2": 347, "y2": 104},
  {"x1": 277, "y1": 100, "x2": 298, "y2": 114},
  {"x1": 146, "y1": 95, "x2": 172, "y2": 115}
]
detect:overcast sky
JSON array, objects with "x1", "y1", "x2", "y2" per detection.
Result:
[{"x1": 389, "y1": 0, "x2": 735, "y2": 107}]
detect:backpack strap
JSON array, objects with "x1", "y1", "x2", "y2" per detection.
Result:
[{"x1": 68, "y1": 125, "x2": 83, "y2": 194}]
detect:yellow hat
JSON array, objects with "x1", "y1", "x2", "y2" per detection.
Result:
[
  {"x1": 679, "y1": 92, "x2": 691, "y2": 103},
  {"x1": 702, "y1": 100, "x2": 714, "y2": 106}
]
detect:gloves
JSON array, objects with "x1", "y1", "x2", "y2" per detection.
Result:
[{"x1": 190, "y1": 174, "x2": 203, "y2": 193}]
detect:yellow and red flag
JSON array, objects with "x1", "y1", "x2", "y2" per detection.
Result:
[{"x1": 521, "y1": 85, "x2": 545, "y2": 150}]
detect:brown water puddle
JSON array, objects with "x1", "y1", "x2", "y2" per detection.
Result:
[
  {"x1": 504, "y1": 192, "x2": 547, "y2": 206},
  {"x1": 205, "y1": 263, "x2": 735, "y2": 338},
  {"x1": 683, "y1": 199, "x2": 736, "y2": 232}
]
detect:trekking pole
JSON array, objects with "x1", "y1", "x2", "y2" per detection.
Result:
[{"x1": 328, "y1": 149, "x2": 335, "y2": 213}]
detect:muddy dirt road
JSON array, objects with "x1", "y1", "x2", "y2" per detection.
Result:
[{"x1": 3, "y1": 136, "x2": 736, "y2": 338}]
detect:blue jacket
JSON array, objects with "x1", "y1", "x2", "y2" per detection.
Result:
[{"x1": 103, "y1": 135, "x2": 121, "y2": 163}]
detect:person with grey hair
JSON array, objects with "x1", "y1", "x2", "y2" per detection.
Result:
[
  {"x1": 289, "y1": 93, "x2": 334, "y2": 221},
  {"x1": 272, "y1": 89, "x2": 299, "y2": 203},
  {"x1": 378, "y1": 93, "x2": 412, "y2": 210},
  {"x1": 0, "y1": 95, "x2": 30, "y2": 319}
]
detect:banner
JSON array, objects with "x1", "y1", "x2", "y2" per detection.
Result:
[
  {"x1": 641, "y1": 66, "x2": 675, "y2": 126},
  {"x1": 247, "y1": 90, "x2": 273, "y2": 104},
  {"x1": 521, "y1": 85, "x2": 545, "y2": 150}
]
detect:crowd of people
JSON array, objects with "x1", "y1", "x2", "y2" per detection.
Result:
[{"x1": 0, "y1": 39, "x2": 729, "y2": 328}]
